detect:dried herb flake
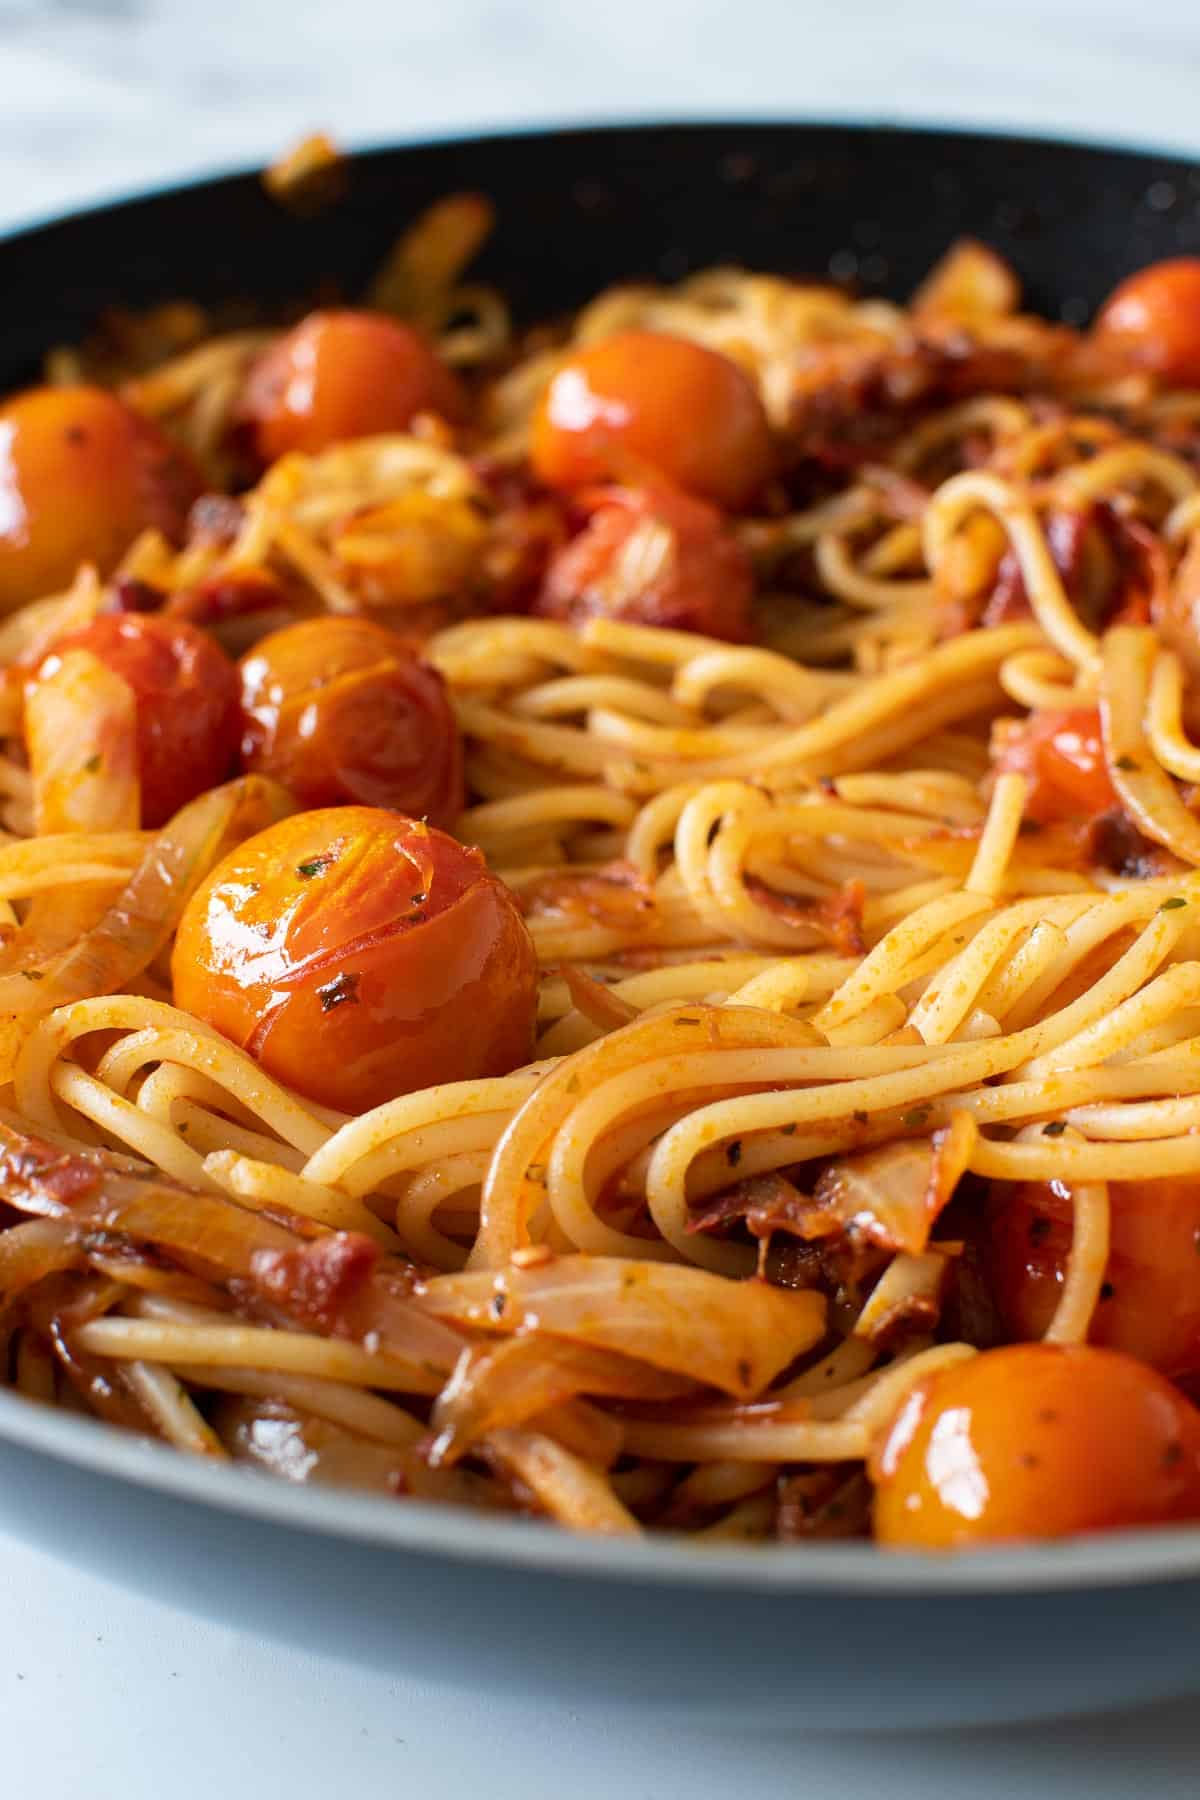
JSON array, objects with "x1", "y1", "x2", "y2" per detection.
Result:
[{"x1": 316, "y1": 971, "x2": 361, "y2": 1012}]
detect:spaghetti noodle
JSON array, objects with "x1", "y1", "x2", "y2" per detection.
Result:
[{"x1": 2, "y1": 208, "x2": 1200, "y2": 1547}]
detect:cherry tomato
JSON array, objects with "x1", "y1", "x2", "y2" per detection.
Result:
[
  {"x1": 239, "y1": 310, "x2": 466, "y2": 463},
  {"x1": 991, "y1": 706, "x2": 1119, "y2": 824},
  {"x1": 989, "y1": 1179, "x2": 1200, "y2": 1379},
  {"x1": 530, "y1": 330, "x2": 773, "y2": 510},
  {"x1": 0, "y1": 385, "x2": 201, "y2": 610},
  {"x1": 1094, "y1": 259, "x2": 1200, "y2": 386},
  {"x1": 239, "y1": 617, "x2": 464, "y2": 828},
  {"x1": 534, "y1": 485, "x2": 753, "y2": 640},
  {"x1": 34, "y1": 613, "x2": 240, "y2": 827},
  {"x1": 172, "y1": 807, "x2": 538, "y2": 1113},
  {"x1": 871, "y1": 1343, "x2": 1200, "y2": 1548}
]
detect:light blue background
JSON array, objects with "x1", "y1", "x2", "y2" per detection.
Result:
[{"x1": 3, "y1": 3, "x2": 1200, "y2": 1792}]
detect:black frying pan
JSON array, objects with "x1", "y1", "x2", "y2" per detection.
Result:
[
  {"x1": 5, "y1": 125, "x2": 1200, "y2": 1734},
  {"x1": 3, "y1": 121, "x2": 1199, "y2": 387}
]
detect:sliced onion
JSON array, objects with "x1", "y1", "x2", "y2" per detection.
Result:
[
  {"x1": 25, "y1": 648, "x2": 140, "y2": 835},
  {"x1": 0, "y1": 1216, "x2": 83, "y2": 1302},
  {"x1": 0, "y1": 775, "x2": 294, "y2": 1081},
  {"x1": 0, "y1": 1128, "x2": 466, "y2": 1381},
  {"x1": 484, "y1": 1427, "x2": 641, "y2": 1534},
  {"x1": 807, "y1": 1112, "x2": 977, "y2": 1255},
  {"x1": 428, "y1": 1333, "x2": 692, "y2": 1466},
  {"x1": 557, "y1": 964, "x2": 639, "y2": 1033},
  {"x1": 418, "y1": 1254, "x2": 826, "y2": 1398},
  {"x1": 911, "y1": 239, "x2": 1020, "y2": 324}
]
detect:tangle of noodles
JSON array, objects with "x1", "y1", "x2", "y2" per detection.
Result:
[{"x1": 5, "y1": 204, "x2": 1200, "y2": 1547}]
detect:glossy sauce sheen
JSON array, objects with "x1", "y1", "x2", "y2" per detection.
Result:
[
  {"x1": 989, "y1": 1178, "x2": 1200, "y2": 1379},
  {"x1": 535, "y1": 484, "x2": 753, "y2": 640},
  {"x1": 35, "y1": 612, "x2": 241, "y2": 826},
  {"x1": 871, "y1": 1344, "x2": 1200, "y2": 1548},
  {"x1": 531, "y1": 329, "x2": 773, "y2": 509},
  {"x1": 1095, "y1": 257, "x2": 1200, "y2": 386},
  {"x1": 239, "y1": 309, "x2": 466, "y2": 462},
  {"x1": 0, "y1": 385, "x2": 201, "y2": 609},
  {"x1": 172, "y1": 807, "x2": 538, "y2": 1113},
  {"x1": 239, "y1": 617, "x2": 465, "y2": 828}
]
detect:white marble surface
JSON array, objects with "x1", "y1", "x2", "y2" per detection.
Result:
[
  {"x1": 0, "y1": 0, "x2": 1199, "y2": 233},
  {"x1": 5, "y1": 3, "x2": 1200, "y2": 1795}
]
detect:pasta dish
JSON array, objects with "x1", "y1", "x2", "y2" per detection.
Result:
[{"x1": 3, "y1": 182, "x2": 1200, "y2": 1549}]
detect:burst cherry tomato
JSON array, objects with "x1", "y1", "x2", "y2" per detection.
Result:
[
  {"x1": 0, "y1": 385, "x2": 201, "y2": 610},
  {"x1": 530, "y1": 330, "x2": 773, "y2": 511},
  {"x1": 534, "y1": 485, "x2": 753, "y2": 640},
  {"x1": 239, "y1": 310, "x2": 466, "y2": 463},
  {"x1": 989, "y1": 1179, "x2": 1200, "y2": 1380},
  {"x1": 871, "y1": 1344, "x2": 1200, "y2": 1548},
  {"x1": 32, "y1": 613, "x2": 240, "y2": 827},
  {"x1": 1094, "y1": 259, "x2": 1200, "y2": 386},
  {"x1": 172, "y1": 807, "x2": 538, "y2": 1113},
  {"x1": 991, "y1": 706, "x2": 1119, "y2": 824},
  {"x1": 239, "y1": 617, "x2": 464, "y2": 828}
]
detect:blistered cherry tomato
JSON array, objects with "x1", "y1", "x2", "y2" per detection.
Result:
[
  {"x1": 534, "y1": 485, "x2": 753, "y2": 640},
  {"x1": 239, "y1": 310, "x2": 466, "y2": 463},
  {"x1": 0, "y1": 385, "x2": 201, "y2": 610},
  {"x1": 34, "y1": 613, "x2": 240, "y2": 826},
  {"x1": 992, "y1": 706, "x2": 1119, "y2": 824},
  {"x1": 530, "y1": 330, "x2": 773, "y2": 510},
  {"x1": 871, "y1": 1344, "x2": 1200, "y2": 1548},
  {"x1": 239, "y1": 617, "x2": 464, "y2": 827},
  {"x1": 172, "y1": 807, "x2": 538, "y2": 1112},
  {"x1": 1094, "y1": 259, "x2": 1200, "y2": 386},
  {"x1": 989, "y1": 1179, "x2": 1200, "y2": 1380}
]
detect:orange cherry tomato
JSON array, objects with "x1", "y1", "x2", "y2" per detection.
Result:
[
  {"x1": 239, "y1": 617, "x2": 464, "y2": 828},
  {"x1": 172, "y1": 807, "x2": 538, "y2": 1113},
  {"x1": 33, "y1": 613, "x2": 240, "y2": 827},
  {"x1": 239, "y1": 310, "x2": 466, "y2": 463},
  {"x1": 534, "y1": 485, "x2": 753, "y2": 640},
  {"x1": 530, "y1": 330, "x2": 773, "y2": 511},
  {"x1": 1094, "y1": 258, "x2": 1200, "y2": 386},
  {"x1": 989, "y1": 1178, "x2": 1200, "y2": 1380},
  {"x1": 0, "y1": 385, "x2": 201, "y2": 610},
  {"x1": 871, "y1": 1343, "x2": 1200, "y2": 1548},
  {"x1": 991, "y1": 706, "x2": 1119, "y2": 824}
]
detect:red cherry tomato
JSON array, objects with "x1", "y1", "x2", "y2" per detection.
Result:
[
  {"x1": 871, "y1": 1343, "x2": 1200, "y2": 1548},
  {"x1": 991, "y1": 706, "x2": 1119, "y2": 824},
  {"x1": 33, "y1": 613, "x2": 240, "y2": 827},
  {"x1": 1094, "y1": 259, "x2": 1200, "y2": 386},
  {"x1": 530, "y1": 330, "x2": 773, "y2": 511},
  {"x1": 534, "y1": 485, "x2": 753, "y2": 640},
  {"x1": 239, "y1": 310, "x2": 466, "y2": 463},
  {"x1": 0, "y1": 385, "x2": 201, "y2": 610},
  {"x1": 239, "y1": 617, "x2": 464, "y2": 828},
  {"x1": 989, "y1": 1178, "x2": 1200, "y2": 1380},
  {"x1": 172, "y1": 807, "x2": 538, "y2": 1113}
]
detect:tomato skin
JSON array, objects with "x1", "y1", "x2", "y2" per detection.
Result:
[
  {"x1": 0, "y1": 385, "x2": 201, "y2": 610},
  {"x1": 871, "y1": 1344, "x2": 1200, "y2": 1548},
  {"x1": 991, "y1": 706, "x2": 1119, "y2": 824},
  {"x1": 530, "y1": 330, "x2": 773, "y2": 510},
  {"x1": 989, "y1": 1179, "x2": 1200, "y2": 1380},
  {"x1": 239, "y1": 617, "x2": 464, "y2": 829},
  {"x1": 34, "y1": 613, "x2": 241, "y2": 827},
  {"x1": 534, "y1": 485, "x2": 753, "y2": 640},
  {"x1": 172, "y1": 807, "x2": 538, "y2": 1113},
  {"x1": 1094, "y1": 259, "x2": 1200, "y2": 386},
  {"x1": 239, "y1": 310, "x2": 466, "y2": 463}
]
